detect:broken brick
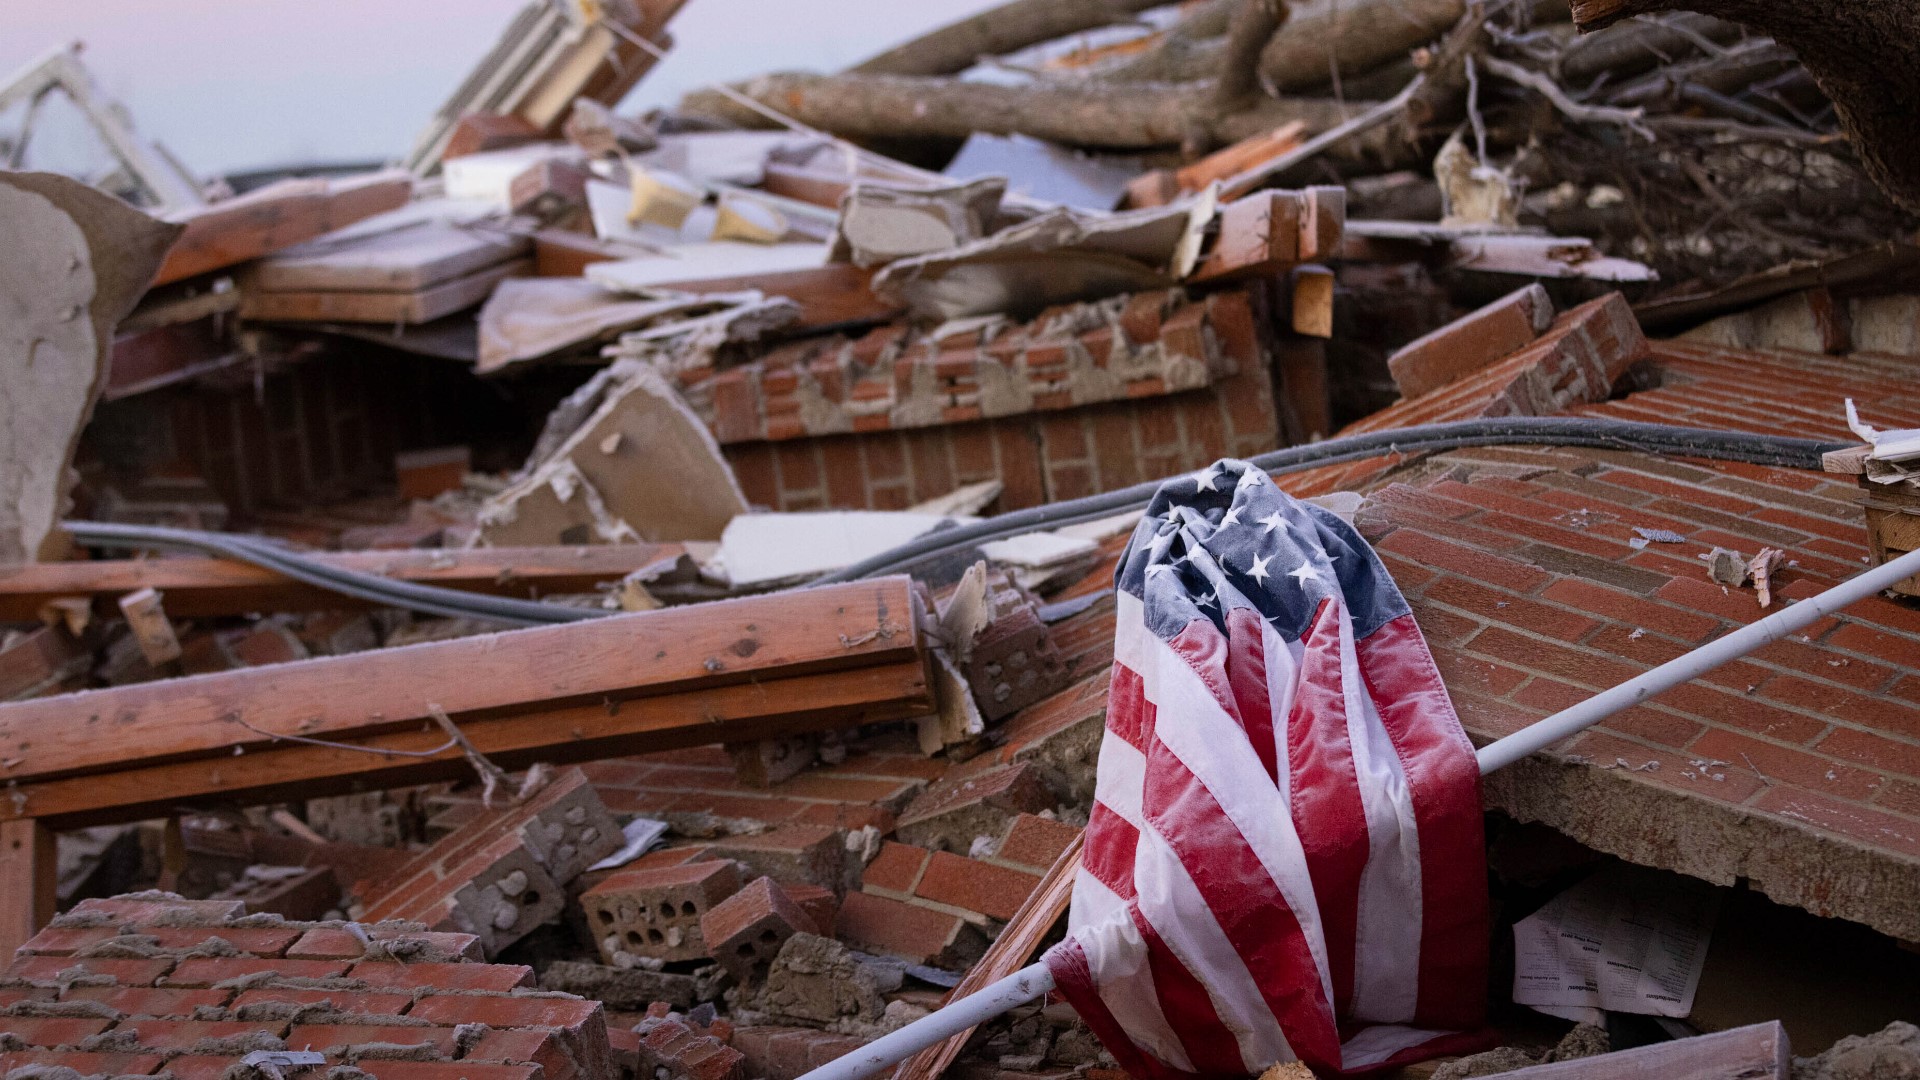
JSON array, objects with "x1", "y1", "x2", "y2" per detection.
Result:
[
  {"x1": 701, "y1": 876, "x2": 812, "y2": 982},
  {"x1": 581, "y1": 859, "x2": 742, "y2": 965}
]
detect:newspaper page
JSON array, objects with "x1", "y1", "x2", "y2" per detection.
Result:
[{"x1": 1512, "y1": 864, "x2": 1720, "y2": 1019}]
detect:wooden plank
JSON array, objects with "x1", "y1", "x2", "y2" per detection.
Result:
[
  {"x1": 250, "y1": 222, "x2": 531, "y2": 293},
  {"x1": 239, "y1": 257, "x2": 531, "y2": 324},
  {"x1": 152, "y1": 173, "x2": 413, "y2": 288},
  {"x1": 1291, "y1": 264, "x2": 1336, "y2": 337},
  {"x1": 0, "y1": 629, "x2": 89, "y2": 702},
  {"x1": 7, "y1": 658, "x2": 931, "y2": 829},
  {"x1": 1190, "y1": 191, "x2": 1301, "y2": 284},
  {"x1": 0, "y1": 545, "x2": 688, "y2": 621},
  {"x1": 892, "y1": 836, "x2": 1082, "y2": 1080},
  {"x1": 0, "y1": 576, "x2": 921, "y2": 787},
  {"x1": 1492, "y1": 1021, "x2": 1788, "y2": 1079},
  {"x1": 0, "y1": 819, "x2": 55, "y2": 958},
  {"x1": 1125, "y1": 122, "x2": 1307, "y2": 209},
  {"x1": 759, "y1": 164, "x2": 924, "y2": 211},
  {"x1": 533, "y1": 229, "x2": 632, "y2": 277}
]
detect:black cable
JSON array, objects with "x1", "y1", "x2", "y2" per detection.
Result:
[{"x1": 63, "y1": 419, "x2": 1848, "y2": 622}]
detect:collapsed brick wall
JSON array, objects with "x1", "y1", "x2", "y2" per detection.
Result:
[
  {"x1": 0, "y1": 894, "x2": 614, "y2": 1080},
  {"x1": 715, "y1": 289, "x2": 1281, "y2": 512}
]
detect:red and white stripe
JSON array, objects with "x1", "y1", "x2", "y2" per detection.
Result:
[{"x1": 1046, "y1": 583, "x2": 1488, "y2": 1077}]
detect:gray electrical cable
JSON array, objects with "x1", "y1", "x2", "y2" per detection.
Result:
[{"x1": 62, "y1": 419, "x2": 1849, "y2": 624}]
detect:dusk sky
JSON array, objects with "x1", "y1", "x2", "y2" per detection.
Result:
[{"x1": 3, "y1": 0, "x2": 998, "y2": 178}]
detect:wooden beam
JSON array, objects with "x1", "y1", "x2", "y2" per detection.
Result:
[
  {"x1": 1190, "y1": 191, "x2": 1301, "y2": 284},
  {"x1": 9, "y1": 658, "x2": 931, "y2": 829},
  {"x1": 1492, "y1": 1021, "x2": 1788, "y2": 1078},
  {"x1": 153, "y1": 172, "x2": 413, "y2": 287},
  {"x1": 0, "y1": 819, "x2": 54, "y2": 958},
  {"x1": 0, "y1": 577, "x2": 923, "y2": 794},
  {"x1": 0, "y1": 545, "x2": 686, "y2": 621}
]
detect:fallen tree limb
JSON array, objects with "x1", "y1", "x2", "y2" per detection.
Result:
[
  {"x1": 1569, "y1": 0, "x2": 1920, "y2": 213},
  {"x1": 847, "y1": 0, "x2": 1167, "y2": 77},
  {"x1": 681, "y1": 72, "x2": 1370, "y2": 152}
]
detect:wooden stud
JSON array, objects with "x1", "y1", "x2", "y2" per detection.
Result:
[
  {"x1": 1290, "y1": 264, "x2": 1337, "y2": 338},
  {"x1": 0, "y1": 818, "x2": 55, "y2": 958},
  {"x1": 1189, "y1": 191, "x2": 1302, "y2": 284}
]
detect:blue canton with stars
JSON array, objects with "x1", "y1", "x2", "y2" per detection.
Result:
[{"x1": 1116, "y1": 459, "x2": 1410, "y2": 645}]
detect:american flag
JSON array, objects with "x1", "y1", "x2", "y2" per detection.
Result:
[{"x1": 1042, "y1": 459, "x2": 1491, "y2": 1078}]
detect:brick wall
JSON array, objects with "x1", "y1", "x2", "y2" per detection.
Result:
[
  {"x1": 82, "y1": 346, "x2": 560, "y2": 518},
  {"x1": 717, "y1": 289, "x2": 1281, "y2": 512},
  {"x1": 1, "y1": 895, "x2": 614, "y2": 1080}
]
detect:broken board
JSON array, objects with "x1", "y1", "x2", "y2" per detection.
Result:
[
  {"x1": 241, "y1": 257, "x2": 531, "y2": 324},
  {"x1": 249, "y1": 220, "x2": 531, "y2": 292}
]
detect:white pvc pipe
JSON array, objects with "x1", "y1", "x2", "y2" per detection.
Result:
[{"x1": 800, "y1": 544, "x2": 1920, "y2": 1080}]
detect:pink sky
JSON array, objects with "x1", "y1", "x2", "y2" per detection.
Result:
[{"x1": 3, "y1": 0, "x2": 995, "y2": 176}]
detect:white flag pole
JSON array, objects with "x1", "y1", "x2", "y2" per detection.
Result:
[{"x1": 800, "y1": 545, "x2": 1920, "y2": 1080}]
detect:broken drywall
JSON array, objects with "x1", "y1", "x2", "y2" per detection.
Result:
[{"x1": 0, "y1": 172, "x2": 181, "y2": 563}]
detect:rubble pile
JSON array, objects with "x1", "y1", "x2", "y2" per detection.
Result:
[{"x1": 6, "y1": 0, "x2": 1920, "y2": 1078}]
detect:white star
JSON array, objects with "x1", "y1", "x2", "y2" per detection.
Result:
[
  {"x1": 1246, "y1": 552, "x2": 1272, "y2": 584},
  {"x1": 1192, "y1": 464, "x2": 1221, "y2": 492},
  {"x1": 1146, "y1": 529, "x2": 1175, "y2": 558},
  {"x1": 1195, "y1": 591, "x2": 1217, "y2": 607},
  {"x1": 1237, "y1": 467, "x2": 1266, "y2": 490},
  {"x1": 1219, "y1": 507, "x2": 1243, "y2": 528},
  {"x1": 1289, "y1": 562, "x2": 1323, "y2": 587},
  {"x1": 1258, "y1": 511, "x2": 1286, "y2": 535}
]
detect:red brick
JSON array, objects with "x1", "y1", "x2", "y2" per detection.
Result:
[
  {"x1": 14, "y1": 926, "x2": 118, "y2": 956},
  {"x1": 913, "y1": 852, "x2": 1042, "y2": 920},
  {"x1": 356, "y1": 1064, "x2": 540, "y2": 1080},
  {"x1": 1376, "y1": 529, "x2": 1551, "y2": 594},
  {"x1": 803, "y1": 1032, "x2": 868, "y2": 1070},
  {"x1": 860, "y1": 842, "x2": 931, "y2": 897},
  {"x1": 116, "y1": 1019, "x2": 279, "y2": 1051},
  {"x1": 1826, "y1": 621, "x2": 1920, "y2": 667},
  {"x1": 1762, "y1": 676, "x2": 1920, "y2": 741},
  {"x1": 777, "y1": 883, "x2": 838, "y2": 936},
  {"x1": 228, "y1": 988, "x2": 413, "y2": 1016},
  {"x1": 67, "y1": 986, "x2": 231, "y2": 1017},
  {"x1": 69, "y1": 896, "x2": 246, "y2": 924},
  {"x1": 409, "y1": 993, "x2": 600, "y2": 1031},
  {"x1": 1748, "y1": 787, "x2": 1920, "y2": 859},
  {"x1": 1465, "y1": 626, "x2": 1641, "y2": 690},
  {"x1": 833, "y1": 890, "x2": 979, "y2": 967},
  {"x1": 462, "y1": 1026, "x2": 577, "y2": 1080},
  {"x1": 140, "y1": 925, "x2": 302, "y2": 956},
  {"x1": 1538, "y1": 579, "x2": 1722, "y2": 644},
  {"x1": 1428, "y1": 577, "x2": 1599, "y2": 642},
  {"x1": 166, "y1": 956, "x2": 350, "y2": 986},
  {"x1": 1817, "y1": 727, "x2": 1920, "y2": 781},
  {"x1": 993, "y1": 814, "x2": 1080, "y2": 871},
  {"x1": 345, "y1": 960, "x2": 534, "y2": 993},
  {"x1": 285, "y1": 928, "x2": 481, "y2": 962},
  {"x1": 5, "y1": 955, "x2": 173, "y2": 986},
  {"x1": 287, "y1": 1024, "x2": 459, "y2": 1056},
  {"x1": 1388, "y1": 285, "x2": 1551, "y2": 400},
  {"x1": 1691, "y1": 728, "x2": 1882, "y2": 798},
  {"x1": 702, "y1": 876, "x2": 811, "y2": 980},
  {"x1": 0, "y1": 1051, "x2": 163, "y2": 1076},
  {"x1": 0, "y1": 1017, "x2": 113, "y2": 1046}
]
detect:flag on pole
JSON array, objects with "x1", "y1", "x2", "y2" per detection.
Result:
[{"x1": 1043, "y1": 460, "x2": 1491, "y2": 1077}]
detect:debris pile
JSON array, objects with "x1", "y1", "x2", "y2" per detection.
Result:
[{"x1": 5, "y1": 0, "x2": 1920, "y2": 1078}]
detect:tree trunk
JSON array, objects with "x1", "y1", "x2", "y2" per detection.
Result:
[
  {"x1": 680, "y1": 72, "x2": 1371, "y2": 152},
  {"x1": 1101, "y1": 0, "x2": 1465, "y2": 90},
  {"x1": 847, "y1": 0, "x2": 1169, "y2": 77}
]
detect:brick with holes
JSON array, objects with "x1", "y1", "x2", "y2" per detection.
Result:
[
  {"x1": 581, "y1": 859, "x2": 742, "y2": 965},
  {"x1": 701, "y1": 877, "x2": 812, "y2": 982},
  {"x1": 359, "y1": 768, "x2": 621, "y2": 957}
]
